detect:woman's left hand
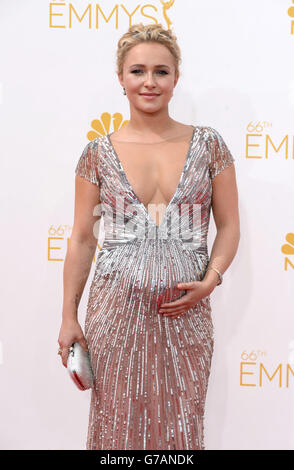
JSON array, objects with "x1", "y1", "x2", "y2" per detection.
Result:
[{"x1": 158, "y1": 280, "x2": 213, "y2": 319}]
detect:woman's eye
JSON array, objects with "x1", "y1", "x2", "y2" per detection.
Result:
[{"x1": 131, "y1": 69, "x2": 168, "y2": 75}]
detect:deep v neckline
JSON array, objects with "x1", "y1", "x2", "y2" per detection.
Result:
[{"x1": 106, "y1": 125, "x2": 197, "y2": 230}]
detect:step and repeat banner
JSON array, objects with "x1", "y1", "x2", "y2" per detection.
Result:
[{"x1": 1, "y1": 0, "x2": 293, "y2": 450}]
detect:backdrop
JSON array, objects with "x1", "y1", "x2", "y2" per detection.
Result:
[{"x1": 1, "y1": 0, "x2": 294, "y2": 450}]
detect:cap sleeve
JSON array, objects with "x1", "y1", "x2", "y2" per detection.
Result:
[
  {"x1": 75, "y1": 139, "x2": 101, "y2": 187},
  {"x1": 206, "y1": 127, "x2": 235, "y2": 180}
]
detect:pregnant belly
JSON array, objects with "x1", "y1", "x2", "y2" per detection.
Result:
[{"x1": 94, "y1": 241, "x2": 208, "y2": 308}]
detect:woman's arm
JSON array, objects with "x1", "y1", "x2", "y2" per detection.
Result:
[
  {"x1": 58, "y1": 174, "x2": 101, "y2": 366},
  {"x1": 202, "y1": 162, "x2": 240, "y2": 291},
  {"x1": 62, "y1": 174, "x2": 101, "y2": 322}
]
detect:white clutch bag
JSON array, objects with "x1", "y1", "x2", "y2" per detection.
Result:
[{"x1": 67, "y1": 342, "x2": 94, "y2": 390}]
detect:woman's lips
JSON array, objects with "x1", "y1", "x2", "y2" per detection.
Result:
[{"x1": 140, "y1": 93, "x2": 160, "y2": 99}]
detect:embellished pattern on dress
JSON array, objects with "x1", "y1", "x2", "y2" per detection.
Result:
[{"x1": 75, "y1": 125, "x2": 235, "y2": 450}]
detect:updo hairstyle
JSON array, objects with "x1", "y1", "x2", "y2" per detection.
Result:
[{"x1": 116, "y1": 23, "x2": 182, "y2": 78}]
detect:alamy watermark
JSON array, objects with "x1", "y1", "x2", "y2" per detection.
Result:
[{"x1": 92, "y1": 196, "x2": 203, "y2": 248}]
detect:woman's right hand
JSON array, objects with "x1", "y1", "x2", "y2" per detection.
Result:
[{"x1": 58, "y1": 319, "x2": 89, "y2": 368}]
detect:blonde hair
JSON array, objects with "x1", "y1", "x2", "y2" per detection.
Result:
[{"x1": 116, "y1": 23, "x2": 181, "y2": 78}]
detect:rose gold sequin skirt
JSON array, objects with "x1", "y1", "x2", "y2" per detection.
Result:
[{"x1": 84, "y1": 240, "x2": 214, "y2": 450}]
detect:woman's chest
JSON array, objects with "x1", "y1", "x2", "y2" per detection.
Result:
[
  {"x1": 110, "y1": 141, "x2": 191, "y2": 208},
  {"x1": 99, "y1": 134, "x2": 212, "y2": 215}
]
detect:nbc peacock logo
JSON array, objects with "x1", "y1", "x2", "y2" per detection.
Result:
[
  {"x1": 86, "y1": 112, "x2": 129, "y2": 141},
  {"x1": 281, "y1": 233, "x2": 294, "y2": 271},
  {"x1": 288, "y1": 1, "x2": 294, "y2": 34}
]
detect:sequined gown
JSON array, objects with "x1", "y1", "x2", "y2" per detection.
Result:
[{"x1": 75, "y1": 125, "x2": 235, "y2": 450}]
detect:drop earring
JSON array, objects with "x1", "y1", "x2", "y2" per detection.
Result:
[{"x1": 123, "y1": 87, "x2": 126, "y2": 95}]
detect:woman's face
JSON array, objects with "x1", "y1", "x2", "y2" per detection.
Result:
[{"x1": 118, "y1": 42, "x2": 179, "y2": 113}]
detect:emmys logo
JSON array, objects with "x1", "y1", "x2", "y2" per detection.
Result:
[
  {"x1": 246, "y1": 122, "x2": 294, "y2": 160},
  {"x1": 49, "y1": 0, "x2": 176, "y2": 30},
  {"x1": 288, "y1": 1, "x2": 294, "y2": 34},
  {"x1": 47, "y1": 225, "x2": 101, "y2": 261},
  {"x1": 240, "y1": 350, "x2": 294, "y2": 388},
  {"x1": 281, "y1": 233, "x2": 294, "y2": 272}
]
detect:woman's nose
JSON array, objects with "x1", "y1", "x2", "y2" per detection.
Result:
[{"x1": 144, "y1": 72, "x2": 157, "y2": 86}]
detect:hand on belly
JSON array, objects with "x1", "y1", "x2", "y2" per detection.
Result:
[{"x1": 157, "y1": 280, "x2": 211, "y2": 319}]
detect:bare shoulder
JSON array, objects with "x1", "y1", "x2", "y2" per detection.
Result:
[
  {"x1": 108, "y1": 126, "x2": 128, "y2": 141},
  {"x1": 173, "y1": 121, "x2": 195, "y2": 132},
  {"x1": 166, "y1": 121, "x2": 196, "y2": 138}
]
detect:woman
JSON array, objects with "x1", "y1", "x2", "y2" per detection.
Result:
[{"x1": 58, "y1": 23, "x2": 240, "y2": 450}]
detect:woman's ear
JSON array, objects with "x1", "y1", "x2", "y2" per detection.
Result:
[
  {"x1": 173, "y1": 72, "x2": 179, "y2": 88},
  {"x1": 117, "y1": 72, "x2": 124, "y2": 88}
]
